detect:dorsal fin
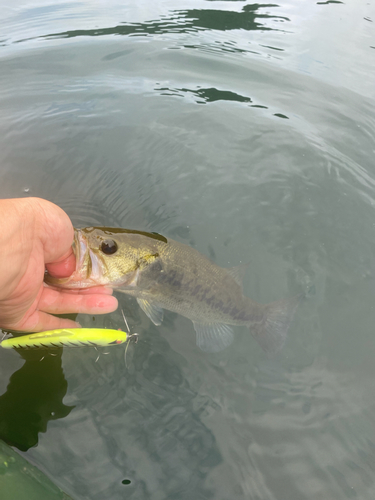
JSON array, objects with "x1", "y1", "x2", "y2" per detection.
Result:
[{"x1": 82, "y1": 227, "x2": 168, "y2": 243}]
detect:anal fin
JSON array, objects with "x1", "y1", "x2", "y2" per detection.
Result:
[
  {"x1": 137, "y1": 299, "x2": 164, "y2": 326},
  {"x1": 193, "y1": 322, "x2": 234, "y2": 353}
]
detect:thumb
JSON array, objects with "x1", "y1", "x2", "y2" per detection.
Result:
[
  {"x1": 31, "y1": 198, "x2": 75, "y2": 266},
  {"x1": 46, "y1": 250, "x2": 76, "y2": 278}
]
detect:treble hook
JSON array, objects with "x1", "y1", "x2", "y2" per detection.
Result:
[{"x1": 121, "y1": 309, "x2": 139, "y2": 368}]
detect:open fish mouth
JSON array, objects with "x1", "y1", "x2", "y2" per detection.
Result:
[{"x1": 45, "y1": 229, "x2": 104, "y2": 289}]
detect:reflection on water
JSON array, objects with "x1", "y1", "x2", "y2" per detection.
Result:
[
  {"x1": 0, "y1": 350, "x2": 73, "y2": 451},
  {"x1": 17, "y1": 4, "x2": 289, "y2": 43},
  {"x1": 1, "y1": 0, "x2": 375, "y2": 499},
  {"x1": 156, "y1": 86, "x2": 253, "y2": 104}
]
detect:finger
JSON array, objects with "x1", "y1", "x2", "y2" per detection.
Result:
[
  {"x1": 45, "y1": 284, "x2": 114, "y2": 295},
  {"x1": 16, "y1": 310, "x2": 81, "y2": 332},
  {"x1": 78, "y1": 287, "x2": 114, "y2": 295},
  {"x1": 38, "y1": 287, "x2": 118, "y2": 315}
]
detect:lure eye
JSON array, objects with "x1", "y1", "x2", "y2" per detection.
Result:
[{"x1": 100, "y1": 239, "x2": 118, "y2": 255}]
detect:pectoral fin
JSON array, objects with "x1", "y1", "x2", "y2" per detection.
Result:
[
  {"x1": 193, "y1": 322, "x2": 234, "y2": 353},
  {"x1": 137, "y1": 298, "x2": 164, "y2": 326},
  {"x1": 226, "y1": 263, "x2": 249, "y2": 289}
]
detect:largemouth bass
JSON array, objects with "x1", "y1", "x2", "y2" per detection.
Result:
[{"x1": 45, "y1": 227, "x2": 301, "y2": 353}]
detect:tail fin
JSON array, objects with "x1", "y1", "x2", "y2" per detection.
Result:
[{"x1": 251, "y1": 294, "x2": 302, "y2": 355}]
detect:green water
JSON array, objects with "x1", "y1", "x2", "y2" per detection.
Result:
[{"x1": 1, "y1": 1, "x2": 375, "y2": 499}]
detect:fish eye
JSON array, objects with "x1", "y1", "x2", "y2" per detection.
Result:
[{"x1": 100, "y1": 239, "x2": 118, "y2": 255}]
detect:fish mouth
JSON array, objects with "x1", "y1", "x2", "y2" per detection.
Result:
[{"x1": 45, "y1": 229, "x2": 104, "y2": 289}]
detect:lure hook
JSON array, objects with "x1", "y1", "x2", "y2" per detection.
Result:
[{"x1": 122, "y1": 310, "x2": 139, "y2": 368}]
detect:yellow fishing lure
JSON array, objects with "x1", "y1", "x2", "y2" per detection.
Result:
[{"x1": 1, "y1": 328, "x2": 128, "y2": 350}]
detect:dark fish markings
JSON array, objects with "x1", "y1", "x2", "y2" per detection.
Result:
[
  {"x1": 83, "y1": 226, "x2": 168, "y2": 244},
  {"x1": 158, "y1": 269, "x2": 183, "y2": 288}
]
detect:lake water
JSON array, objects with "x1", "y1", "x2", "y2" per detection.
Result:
[{"x1": 1, "y1": 1, "x2": 375, "y2": 499}]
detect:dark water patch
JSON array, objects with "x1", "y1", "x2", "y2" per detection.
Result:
[
  {"x1": 259, "y1": 43, "x2": 284, "y2": 51},
  {"x1": 274, "y1": 113, "x2": 289, "y2": 119},
  {"x1": 173, "y1": 6, "x2": 290, "y2": 32},
  {"x1": 10, "y1": 4, "x2": 289, "y2": 45},
  {"x1": 155, "y1": 86, "x2": 252, "y2": 104}
]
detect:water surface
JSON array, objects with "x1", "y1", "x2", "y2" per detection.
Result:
[{"x1": 1, "y1": 1, "x2": 375, "y2": 499}]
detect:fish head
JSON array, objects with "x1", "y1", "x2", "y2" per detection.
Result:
[{"x1": 45, "y1": 227, "x2": 166, "y2": 289}]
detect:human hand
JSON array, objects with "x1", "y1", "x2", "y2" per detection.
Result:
[{"x1": 0, "y1": 198, "x2": 118, "y2": 332}]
